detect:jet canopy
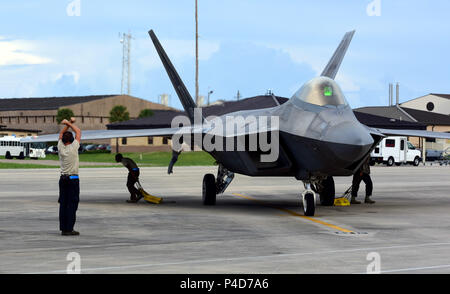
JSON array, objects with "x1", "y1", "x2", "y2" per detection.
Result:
[{"x1": 291, "y1": 77, "x2": 348, "y2": 107}]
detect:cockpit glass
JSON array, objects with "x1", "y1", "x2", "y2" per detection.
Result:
[{"x1": 291, "y1": 77, "x2": 348, "y2": 107}]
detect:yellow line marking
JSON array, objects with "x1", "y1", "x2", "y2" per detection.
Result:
[{"x1": 232, "y1": 193, "x2": 354, "y2": 233}]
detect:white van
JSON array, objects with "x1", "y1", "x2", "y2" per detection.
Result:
[{"x1": 370, "y1": 136, "x2": 422, "y2": 166}]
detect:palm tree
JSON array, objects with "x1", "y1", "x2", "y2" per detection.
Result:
[
  {"x1": 109, "y1": 105, "x2": 130, "y2": 123},
  {"x1": 138, "y1": 109, "x2": 154, "y2": 118},
  {"x1": 56, "y1": 108, "x2": 75, "y2": 124}
]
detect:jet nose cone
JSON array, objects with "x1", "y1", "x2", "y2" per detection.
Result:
[{"x1": 324, "y1": 122, "x2": 374, "y2": 163}]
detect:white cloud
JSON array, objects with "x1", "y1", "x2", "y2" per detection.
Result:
[
  {"x1": 0, "y1": 37, "x2": 52, "y2": 66},
  {"x1": 53, "y1": 71, "x2": 80, "y2": 84},
  {"x1": 335, "y1": 74, "x2": 360, "y2": 92}
]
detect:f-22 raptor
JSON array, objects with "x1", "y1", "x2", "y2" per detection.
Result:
[{"x1": 24, "y1": 30, "x2": 450, "y2": 216}]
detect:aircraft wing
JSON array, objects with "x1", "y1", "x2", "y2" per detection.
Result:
[
  {"x1": 369, "y1": 127, "x2": 450, "y2": 140},
  {"x1": 20, "y1": 126, "x2": 201, "y2": 143}
]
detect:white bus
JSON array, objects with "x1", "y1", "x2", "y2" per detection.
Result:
[{"x1": 0, "y1": 136, "x2": 46, "y2": 159}]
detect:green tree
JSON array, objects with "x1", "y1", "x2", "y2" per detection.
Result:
[
  {"x1": 109, "y1": 105, "x2": 130, "y2": 123},
  {"x1": 56, "y1": 108, "x2": 75, "y2": 124},
  {"x1": 138, "y1": 109, "x2": 154, "y2": 118}
]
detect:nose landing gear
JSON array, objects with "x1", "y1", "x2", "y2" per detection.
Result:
[{"x1": 302, "y1": 183, "x2": 317, "y2": 216}]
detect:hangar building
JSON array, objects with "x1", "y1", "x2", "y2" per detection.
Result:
[{"x1": 0, "y1": 94, "x2": 173, "y2": 137}]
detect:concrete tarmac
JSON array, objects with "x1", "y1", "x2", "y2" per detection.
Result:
[{"x1": 0, "y1": 165, "x2": 449, "y2": 274}]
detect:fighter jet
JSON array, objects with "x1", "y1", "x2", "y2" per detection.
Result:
[{"x1": 23, "y1": 30, "x2": 450, "y2": 216}]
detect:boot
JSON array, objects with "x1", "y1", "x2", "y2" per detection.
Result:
[
  {"x1": 351, "y1": 197, "x2": 361, "y2": 204},
  {"x1": 365, "y1": 196, "x2": 376, "y2": 204}
]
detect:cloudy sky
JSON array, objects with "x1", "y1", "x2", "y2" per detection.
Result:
[{"x1": 1, "y1": 0, "x2": 449, "y2": 109}]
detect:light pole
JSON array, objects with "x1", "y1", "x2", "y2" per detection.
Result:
[
  {"x1": 207, "y1": 90, "x2": 213, "y2": 105},
  {"x1": 195, "y1": 0, "x2": 199, "y2": 105}
]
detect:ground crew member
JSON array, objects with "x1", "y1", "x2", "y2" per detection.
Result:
[
  {"x1": 58, "y1": 118, "x2": 81, "y2": 236},
  {"x1": 168, "y1": 137, "x2": 187, "y2": 175},
  {"x1": 115, "y1": 153, "x2": 141, "y2": 203},
  {"x1": 168, "y1": 149, "x2": 181, "y2": 175},
  {"x1": 351, "y1": 157, "x2": 375, "y2": 204}
]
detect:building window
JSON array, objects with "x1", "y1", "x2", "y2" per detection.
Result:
[
  {"x1": 147, "y1": 137, "x2": 153, "y2": 145},
  {"x1": 162, "y1": 137, "x2": 168, "y2": 145},
  {"x1": 426, "y1": 102, "x2": 434, "y2": 111},
  {"x1": 26, "y1": 117, "x2": 29, "y2": 123},
  {"x1": 43, "y1": 116, "x2": 46, "y2": 123},
  {"x1": 122, "y1": 138, "x2": 127, "y2": 145}
]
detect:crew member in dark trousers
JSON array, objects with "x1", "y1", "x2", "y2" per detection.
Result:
[
  {"x1": 58, "y1": 117, "x2": 82, "y2": 236},
  {"x1": 168, "y1": 149, "x2": 181, "y2": 175},
  {"x1": 351, "y1": 157, "x2": 375, "y2": 204},
  {"x1": 115, "y1": 153, "x2": 141, "y2": 203},
  {"x1": 168, "y1": 136, "x2": 185, "y2": 175}
]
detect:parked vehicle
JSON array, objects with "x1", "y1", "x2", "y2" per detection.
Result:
[
  {"x1": 28, "y1": 142, "x2": 47, "y2": 159},
  {"x1": 85, "y1": 144, "x2": 98, "y2": 151},
  {"x1": 45, "y1": 145, "x2": 58, "y2": 155},
  {"x1": 370, "y1": 136, "x2": 422, "y2": 166},
  {"x1": 425, "y1": 149, "x2": 444, "y2": 161},
  {"x1": 96, "y1": 144, "x2": 108, "y2": 150},
  {"x1": 0, "y1": 136, "x2": 46, "y2": 159}
]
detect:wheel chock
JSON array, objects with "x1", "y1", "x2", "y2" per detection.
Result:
[
  {"x1": 334, "y1": 197, "x2": 350, "y2": 206},
  {"x1": 139, "y1": 188, "x2": 163, "y2": 204}
]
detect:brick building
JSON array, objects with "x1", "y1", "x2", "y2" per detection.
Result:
[{"x1": 0, "y1": 94, "x2": 173, "y2": 137}]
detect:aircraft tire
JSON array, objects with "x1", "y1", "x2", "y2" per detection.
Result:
[
  {"x1": 319, "y1": 176, "x2": 335, "y2": 206},
  {"x1": 202, "y1": 173, "x2": 216, "y2": 206},
  {"x1": 303, "y1": 192, "x2": 315, "y2": 216}
]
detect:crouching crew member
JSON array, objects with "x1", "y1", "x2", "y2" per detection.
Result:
[
  {"x1": 351, "y1": 157, "x2": 375, "y2": 204},
  {"x1": 58, "y1": 118, "x2": 82, "y2": 236},
  {"x1": 115, "y1": 153, "x2": 141, "y2": 203}
]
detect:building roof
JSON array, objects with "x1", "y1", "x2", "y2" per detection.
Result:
[
  {"x1": 0, "y1": 95, "x2": 119, "y2": 111},
  {"x1": 107, "y1": 109, "x2": 184, "y2": 130},
  {"x1": 108, "y1": 95, "x2": 426, "y2": 131},
  {"x1": 0, "y1": 125, "x2": 41, "y2": 133},
  {"x1": 355, "y1": 105, "x2": 417, "y2": 122},
  {"x1": 430, "y1": 93, "x2": 450, "y2": 100},
  {"x1": 401, "y1": 107, "x2": 450, "y2": 126},
  {"x1": 353, "y1": 111, "x2": 426, "y2": 130}
]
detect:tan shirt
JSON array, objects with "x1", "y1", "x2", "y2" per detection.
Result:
[{"x1": 58, "y1": 139, "x2": 80, "y2": 175}]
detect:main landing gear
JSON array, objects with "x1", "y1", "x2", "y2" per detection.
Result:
[{"x1": 202, "y1": 164, "x2": 235, "y2": 205}]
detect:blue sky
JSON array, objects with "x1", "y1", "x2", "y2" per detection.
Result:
[{"x1": 1, "y1": 0, "x2": 450, "y2": 110}]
